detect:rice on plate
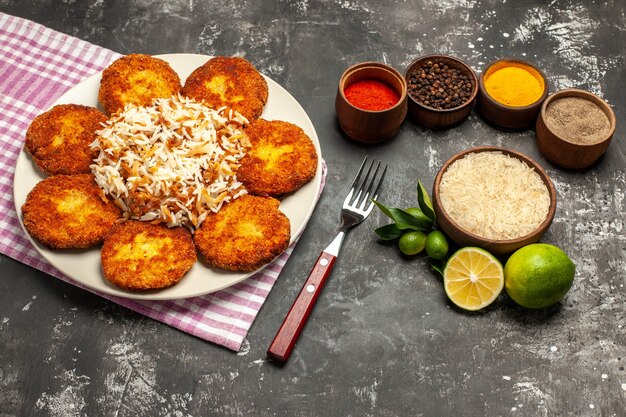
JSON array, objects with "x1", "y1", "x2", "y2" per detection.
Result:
[{"x1": 90, "y1": 94, "x2": 251, "y2": 229}]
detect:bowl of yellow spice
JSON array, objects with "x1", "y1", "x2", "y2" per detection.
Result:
[{"x1": 478, "y1": 59, "x2": 548, "y2": 129}]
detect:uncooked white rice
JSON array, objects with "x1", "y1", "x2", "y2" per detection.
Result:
[
  {"x1": 90, "y1": 94, "x2": 250, "y2": 229},
  {"x1": 439, "y1": 151, "x2": 550, "y2": 240}
]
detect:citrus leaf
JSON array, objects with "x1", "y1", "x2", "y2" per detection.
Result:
[
  {"x1": 429, "y1": 259, "x2": 445, "y2": 278},
  {"x1": 417, "y1": 180, "x2": 436, "y2": 222},
  {"x1": 372, "y1": 199, "x2": 394, "y2": 219},
  {"x1": 374, "y1": 224, "x2": 403, "y2": 240},
  {"x1": 387, "y1": 207, "x2": 431, "y2": 231},
  {"x1": 373, "y1": 200, "x2": 431, "y2": 231},
  {"x1": 405, "y1": 207, "x2": 434, "y2": 229}
]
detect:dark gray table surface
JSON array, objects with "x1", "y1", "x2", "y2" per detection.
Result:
[{"x1": 1, "y1": 1, "x2": 624, "y2": 416}]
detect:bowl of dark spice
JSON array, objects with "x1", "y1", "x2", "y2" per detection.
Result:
[
  {"x1": 477, "y1": 59, "x2": 548, "y2": 130},
  {"x1": 335, "y1": 62, "x2": 408, "y2": 143},
  {"x1": 536, "y1": 88, "x2": 616, "y2": 170},
  {"x1": 404, "y1": 54, "x2": 478, "y2": 129}
]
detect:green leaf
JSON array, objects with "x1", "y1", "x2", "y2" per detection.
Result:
[
  {"x1": 429, "y1": 259, "x2": 445, "y2": 278},
  {"x1": 388, "y1": 207, "x2": 432, "y2": 230},
  {"x1": 374, "y1": 224, "x2": 403, "y2": 240},
  {"x1": 373, "y1": 200, "x2": 431, "y2": 231},
  {"x1": 405, "y1": 207, "x2": 434, "y2": 229},
  {"x1": 417, "y1": 180, "x2": 436, "y2": 222},
  {"x1": 372, "y1": 199, "x2": 394, "y2": 219}
]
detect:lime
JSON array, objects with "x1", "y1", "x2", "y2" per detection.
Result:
[
  {"x1": 425, "y1": 230, "x2": 449, "y2": 260},
  {"x1": 405, "y1": 207, "x2": 433, "y2": 226},
  {"x1": 504, "y1": 243, "x2": 575, "y2": 309},
  {"x1": 444, "y1": 247, "x2": 504, "y2": 311},
  {"x1": 398, "y1": 231, "x2": 427, "y2": 256}
]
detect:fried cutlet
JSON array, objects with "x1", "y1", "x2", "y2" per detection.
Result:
[
  {"x1": 24, "y1": 104, "x2": 107, "y2": 176},
  {"x1": 194, "y1": 194, "x2": 290, "y2": 272},
  {"x1": 101, "y1": 221, "x2": 196, "y2": 291},
  {"x1": 98, "y1": 53, "x2": 182, "y2": 116},
  {"x1": 21, "y1": 174, "x2": 121, "y2": 249},
  {"x1": 237, "y1": 119, "x2": 318, "y2": 198},
  {"x1": 182, "y1": 56, "x2": 268, "y2": 121}
]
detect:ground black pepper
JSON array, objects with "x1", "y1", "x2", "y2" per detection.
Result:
[
  {"x1": 407, "y1": 60, "x2": 474, "y2": 110},
  {"x1": 544, "y1": 97, "x2": 611, "y2": 144}
]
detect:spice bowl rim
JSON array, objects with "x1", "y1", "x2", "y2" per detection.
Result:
[
  {"x1": 538, "y1": 87, "x2": 616, "y2": 148},
  {"x1": 404, "y1": 53, "x2": 479, "y2": 114},
  {"x1": 478, "y1": 58, "x2": 549, "y2": 110},
  {"x1": 337, "y1": 61, "x2": 408, "y2": 113},
  {"x1": 432, "y1": 146, "x2": 557, "y2": 255}
]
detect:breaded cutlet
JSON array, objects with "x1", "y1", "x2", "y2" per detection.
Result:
[
  {"x1": 21, "y1": 174, "x2": 122, "y2": 249},
  {"x1": 25, "y1": 104, "x2": 107, "y2": 176},
  {"x1": 101, "y1": 220, "x2": 196, "y2": 291},
  {"x1": 194, "y1": 194, "x2": 290, "y2": 272},
  {"x1": 98, "y1": 54, "x2": 181, "y2": 116},
  {"x1": 182, "y1": 56, "x2": 268, "y2": 121},
  {"x1": 237, "y1": 119, "x2": 318, "y2": 198}
]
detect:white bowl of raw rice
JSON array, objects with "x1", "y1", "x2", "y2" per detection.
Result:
[{"x1": 432, "y1": 146, "x2": 556, "y2": 255}]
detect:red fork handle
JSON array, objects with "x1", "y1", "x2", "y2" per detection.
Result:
[{"x1": 267, "y1": 251, "x2": 337, "y2": 363}]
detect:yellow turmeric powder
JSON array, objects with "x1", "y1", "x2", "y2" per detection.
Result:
[{"x1": 484, "y1": 62, "x2": 544, "y2": 107}]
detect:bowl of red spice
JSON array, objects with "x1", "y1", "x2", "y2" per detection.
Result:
[
  {"x1": 536, "y1": 88, "x2": 616, "y2": 170},
  {"x1": 404, "y1": 54, "x2": 478, "y2": 129},
  {"x1": 335, "y1": 62, "x2": 408, "y2": 143},
  {"x1": 477, "y1": 58, "x2": 549, "y2": 130}
]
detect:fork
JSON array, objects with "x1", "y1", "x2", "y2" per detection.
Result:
[{"x1": 267, "y1": 157, "x2": 387, "y2": 363}]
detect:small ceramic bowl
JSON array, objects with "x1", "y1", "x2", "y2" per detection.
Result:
[
  {"x1": 477, "y1": 59, "x2": 549, "y2": 130},
  {"x1": 432, "y1": 146, "x2": 557, "y2": 255},
  {"x1": 335, "y1": 62, "x2": 408, "y2": 143},
  {"x1": 404, "y1": 54, "x2": 478, "y2": 129},
  {"x1": 536, "y1": 88, "x2": 616, "y2": 170}
]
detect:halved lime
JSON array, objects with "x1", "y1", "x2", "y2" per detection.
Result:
[{"x1": 444, "y1": 247, "x2": 504, "y2": 311}]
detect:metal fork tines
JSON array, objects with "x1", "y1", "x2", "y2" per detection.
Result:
[{"x1": 325, "y1": 157, "x2": 387, "y2": 256}]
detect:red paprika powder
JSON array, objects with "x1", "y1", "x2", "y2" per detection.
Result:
[{"x1": 344, "y1": 79, "x2": 400, "y2": 111}]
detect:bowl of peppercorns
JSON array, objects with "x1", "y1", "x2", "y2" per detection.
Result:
[{"x1": 404, "y1": 55, "x2": 478, "y2": 129}]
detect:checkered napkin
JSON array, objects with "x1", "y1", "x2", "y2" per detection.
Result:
[{"x1": 0, "y1": 13, "x2": 325, "y2": 351}]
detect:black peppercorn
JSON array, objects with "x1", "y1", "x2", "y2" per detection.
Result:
[{"x1": 407, "y1": 60, "x2": 474, "y2": 110}]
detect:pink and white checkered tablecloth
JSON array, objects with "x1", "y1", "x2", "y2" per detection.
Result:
[{"x1": 0, "y1": 12, "x2": 325, "y2": 351}]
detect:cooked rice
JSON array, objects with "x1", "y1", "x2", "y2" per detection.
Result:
[{"x1": 90, "y1": 94, "x2": 251, "y2": 229}]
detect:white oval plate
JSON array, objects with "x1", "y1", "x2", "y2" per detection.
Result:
[{"x1": 13, "y1": 53, "x2": 323, "y2": 300}]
